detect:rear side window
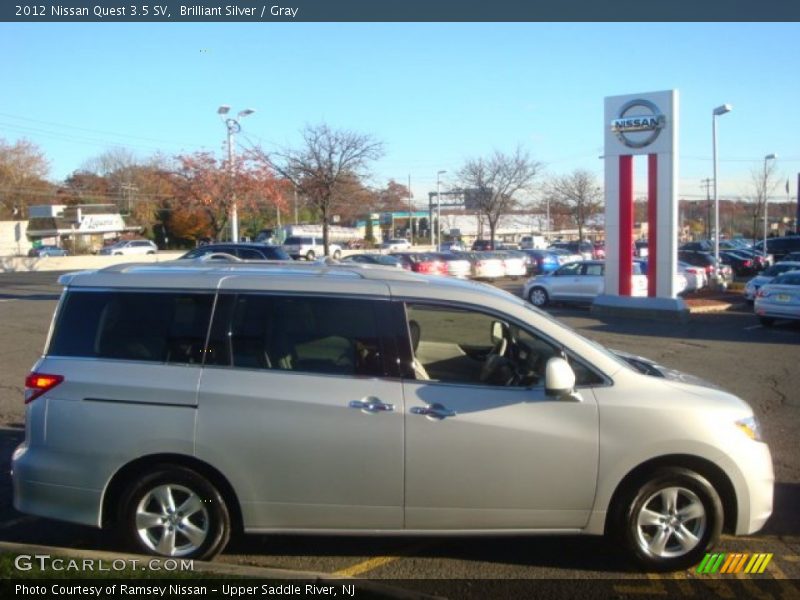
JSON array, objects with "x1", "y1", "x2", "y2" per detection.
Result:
[
  {"x1": 49, "y1": 291, "x2": 215, "y2": 364},
  {"x1": 206, "y1": 294, "x2": 387, "y2": 377}
]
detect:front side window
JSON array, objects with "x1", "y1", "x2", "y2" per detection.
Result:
[
  {"x1": 50, "y1": 291, "x2": 215, "y2": 364},
  {"x1": 207, "y1": 294, "x2": 386, "y2": 378},
  {"x1": 405, "y1": 303, "x2": 604, "y2": 388},
  {"x1": 556, "y1": 263, "x2": 581, "y2": 276}
]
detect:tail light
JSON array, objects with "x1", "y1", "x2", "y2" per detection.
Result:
[
  {"x1": 756, "y1": 289, "x2": 767, "y2": 298},
  {"x1": 743, "y1": 260, "x2": 753, "y2": 267},
  {"x1": 705, "y1": 265, "x2": 715, "y2": 274},
  {"x1": 25, "y1": 372, "x2": 64, "y2": 404}
]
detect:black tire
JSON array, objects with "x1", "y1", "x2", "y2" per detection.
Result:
[
  {"x1": 305, "y1": 250, "x2": 316, "y2": 261},
  {"x1": 613, "y1": 467, "x2": 723, "y2": 572},
  {"x1": 759, "y1": 317, "x2": 775, "y2": 327},
  {"x1": 119, "y1": 466, "x2": 230, "y2": 560},
  {"x1": 332, "y1": 249, "x2": 342, "y2": 260},
  {"x1": 528, "y1": 286, "x2": 549, "y2": 307}
]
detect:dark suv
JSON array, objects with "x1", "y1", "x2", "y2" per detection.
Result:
[
  {"x1": 753, "y1": 236, "x2": 800, "y2": 262},
  {"x1": 180, "y1": 243, "x2": 291, "y2": 261},
  {"x1": 471, "y1": 239, "x2": 495, "y2": 251}
]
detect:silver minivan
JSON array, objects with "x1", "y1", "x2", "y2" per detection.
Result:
[{"x1": 12, "y1": 261, "x2": 773, "y2": 571}]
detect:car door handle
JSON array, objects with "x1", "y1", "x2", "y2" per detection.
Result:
[
  {"x1": 411, "y1": 403, "x2": 456, "y2": 419},
  {"x1": 349, "y1": 398, "x2": 394, "y2": 413}
]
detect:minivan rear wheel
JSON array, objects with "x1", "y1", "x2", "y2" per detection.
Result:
[
  {"x1": 615, "y1": 467, "x2": 722, "y2": 571},
  {"x1": 119, "y1": 466, "x2": 230, "y2": 560}
]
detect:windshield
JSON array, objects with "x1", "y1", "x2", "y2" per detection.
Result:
[{"x1": 516, "y1": 296, "x2": 632, "y2": 372}]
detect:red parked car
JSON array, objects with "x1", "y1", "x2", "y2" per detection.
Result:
[{"x1": 391, "y1": 252, "x2": 447, "y2": 275}]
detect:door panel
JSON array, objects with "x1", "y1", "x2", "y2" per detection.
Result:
[
  {"x1": 404, "y1": 382, "x2": 598, "y2": 529},
  {"x1": 196, "y1": 370, "x2": 404, "y2": 529}
]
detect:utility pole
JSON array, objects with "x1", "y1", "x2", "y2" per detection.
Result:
[{"x1": 701, "y1": 178, "x2": 713, "y2": 239}]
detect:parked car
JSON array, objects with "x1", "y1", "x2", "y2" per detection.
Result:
[
  {"x1": 180, "y1": 243, "x2": 290, "y2": 261},
  {"x1": 593, "y1": 242, "x2": 606, "y2": 259},
  {"x1": 391, "y1": 252, "x2": 447, "y2": 275},
  {"x1": 754, "y1": 270, "x2": 800, "y2": 326},
  {"x1": 438, "y1": 241, "x2": 465, "y2": 253},
  {"x1": 519, "y1": 235, "x2": 546, "y2": 250},
  {"x1": 634, "y1": 259, "x2": 698, "y2": 295},
  {"x1": 549, "y1": 247, "x2": 584, "y2": 265},
  {"x1": 98, "y1": 239, "x2": 158, "y2": 256},
  {"x1": 521, "y1": 249, "x2": 562, "y2": 275},
  {"x1": 680, "y1": 240, "x2": 713, "y2": 252},
  {"x1": 779, "y1": 251, "x2": 800, "y2": 263},
  {"x1": 471, "y1": 239, "x2": 495, "y2": 251},
  {"x1": 677, "y1": 250, "x2": 733, "y2": 285},
  {"x1": 282, "y1": 236, "x2": 342, "y2": 260},
  {"x1": 753, "y1": 236, "x2": 800, "y2": 263},
  {"x1": 634, "y1": 240, "x2": 649, "y2": 258},
  {"x1": 381, "y1": 238, "x2": 412, "y2": 251},
  {"x1": 523, "y1": 260, "x2": 647, "y2": 307},
  {"x1": 720, "y1": 251, "x2": 759, "y2": 277},
  {"x1": 678, "y1": 261, "x2": 708, "y2": 292},
  {"x1": 549, "y1": 241, "x2": 595, "y2": 260},
  {"x1": 493, "y1": 251, "x2": 527, "y2": 279},
  {"x1": 341, "y1": 253, "x2": 403, "y2": 268},
  {"x1": 464, "y1": 251, "x2": 504, "y2": 279},
  {"x1": 13, "y1": 259, "x2": 774, "y2": 570},
  {"x1": 743, "y1": 261, "x2": 800, "y2": 303},
  {"x1": 27, "y1": 245, "x2": 68, "y2": 257},
  {"x1": 430, "y1": 252, "x2": 472, "y2": 278}
]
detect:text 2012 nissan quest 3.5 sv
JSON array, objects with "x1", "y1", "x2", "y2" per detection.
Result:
[{"x1": 12, "y1": 260, "x2": 773, "y2": 571}]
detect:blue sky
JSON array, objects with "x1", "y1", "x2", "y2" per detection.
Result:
[{"x1": 1, "y1": 22, "x2": 798, "y2": 204}]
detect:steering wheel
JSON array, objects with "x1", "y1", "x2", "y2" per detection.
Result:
[{"x1": 479, "y1": 325, "x2": 510, "y2": 384}]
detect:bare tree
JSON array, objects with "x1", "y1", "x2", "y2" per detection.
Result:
[
  {"x1": 457, "y1": 147, "x2": 542, "y2": 245},
  {"x1": 257, "y1": 123, "x2": 384, "y2": 255},
  {"x1": 544, "y1": 169, "x2": 604, "y2": 242},
  {"x1": 746, "y1": 161, "x2": 780, "y2": 243}
]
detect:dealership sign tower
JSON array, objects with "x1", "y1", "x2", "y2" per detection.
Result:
[{"x1": 594, "y1": 90, "x2": 688, "y2": 321}]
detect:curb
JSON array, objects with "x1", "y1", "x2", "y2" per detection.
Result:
[{"x1": 0, "y1": 541, "x2": 440, "y2": 600}]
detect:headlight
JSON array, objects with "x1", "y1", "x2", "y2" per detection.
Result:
[{"x1": 735, "y1": 416, "x2": 763, "y2": 441}]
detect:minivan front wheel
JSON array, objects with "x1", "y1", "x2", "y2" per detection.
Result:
[
  {"x1": 616, "y1": 467, "x2": 722, "y2": 571},
  {"x1": 119, "y1": 466, "x2": 230, "y2": 560}
]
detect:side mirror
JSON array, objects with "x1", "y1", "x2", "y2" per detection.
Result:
[{"x1": 545, "y1": 357, "x2": 577, "y2": 399}]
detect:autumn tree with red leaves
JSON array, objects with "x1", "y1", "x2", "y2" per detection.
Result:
[{"x1": 171, "y1": 152, "x2": 286, "y2": 241}]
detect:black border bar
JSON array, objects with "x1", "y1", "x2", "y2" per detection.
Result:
[{"x1": 3, "y1": 0, "x2": 800, "y2": 22}]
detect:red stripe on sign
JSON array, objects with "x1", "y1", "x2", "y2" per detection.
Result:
[
  {"x1": 619, "y1": 155, "x2": 634, "y2": 296},
  {"x1": 648, "y1": 154, "x2": 658, "y2": 297}
]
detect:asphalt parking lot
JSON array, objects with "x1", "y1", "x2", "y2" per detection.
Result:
[{"x1": 0, "y1": 270, "x2": 798, "y2": 590}]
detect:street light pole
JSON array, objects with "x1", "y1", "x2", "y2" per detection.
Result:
[
  {"x1": 436, "y1": 170, "x2": 446, "y2": 249},
  {"x1": 218, "y1": 105, "x2": 255, "y2": 242},
  {"x1": 763, "y1": 153, "x2": 777, "y2": 259},
  {"x1": 712, "y1": 104, "x2": 732, "y2": 287}
]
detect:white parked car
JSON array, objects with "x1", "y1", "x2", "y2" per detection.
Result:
[
  {"x1": 754, "y1": 270, "x2": 800, "y2": 326},
  {"x1": 494, "y1": 251, "x2": 527, "y2": 279},
  {"x1": 381, "y1": 238, "x2": 412, "y2": 251},
  {"x1": 13, "y1": 259, "x2": 773, "y2": 570},
  {"x1": 744, "y1": 261, "x2": 800, "y2": 303},
  {"x1": 678, "y1": 261, "x2": 707, "y2": 292},
  {"x1": 465, "y1": 251, "x2": 505, "y2": 280},
  {"x1": 282, "y1": 235, "x2": 342, "y2": 260},
  {"x1": 432, "y1": 252, "x2": 472, "y2": 278},
  {"x1": 98, "y1": 239, "x2": 158, "y2": 256},
  {"x1": 523, "y1": 260, "x2": 647, "y2": 307}
]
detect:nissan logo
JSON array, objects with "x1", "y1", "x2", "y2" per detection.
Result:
[{"x1": 611, "y1": 99, "x2": 666, "y2": 149}]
